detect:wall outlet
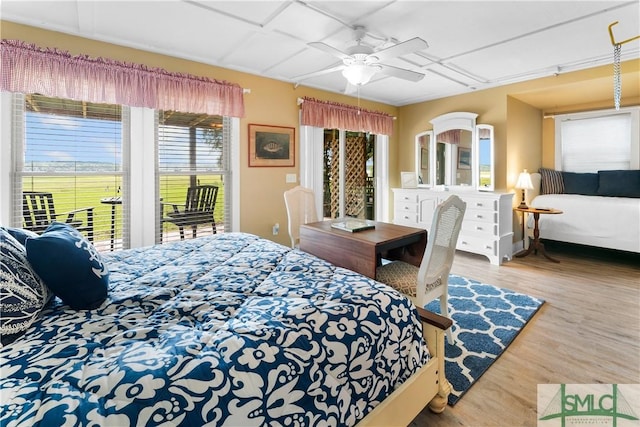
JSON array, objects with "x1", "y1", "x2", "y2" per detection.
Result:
[
  {"x1": 272, "y1": 223, "x2": 279, "y2": 235},
  {"x1": 286, "y1": 173, "x2": 297, "y2": 183}
]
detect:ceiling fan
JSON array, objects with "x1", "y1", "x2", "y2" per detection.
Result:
[{"x1": 294, "y1": 26, "x2": 428, "y2": 87}]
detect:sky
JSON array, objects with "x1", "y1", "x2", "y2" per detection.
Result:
[{"x1": 24, "y1": 112, "x2": 221, "y2": 170}]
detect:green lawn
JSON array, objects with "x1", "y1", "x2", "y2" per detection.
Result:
[{"x1": 22, "y1": 175, "x2": 225, "y2": 243}]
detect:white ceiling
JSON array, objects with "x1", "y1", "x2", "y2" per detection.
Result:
[{"x1": 2, "y1": 1, "x2": 639, "y2": 107}]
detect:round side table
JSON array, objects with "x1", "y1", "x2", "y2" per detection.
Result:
[{"x1": 514, "y1": 207, "x2": 563, "y2": 263}]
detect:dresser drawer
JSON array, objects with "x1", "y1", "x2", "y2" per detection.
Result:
[
  {"x1": 395, "y1": 201, "x2": 419, "y2": 214},
  {"x1": 395, "y1": 193, "x2": 419, "y2": 204},
  {"x1": 394, "y1": 211, "x2": 418, "y2": 225},
  {"x1": 457, "y1": 234, "x2": 497, "y2": 257},
  {"x1": 465, "y1": 208, "x2": 497, "y2": 224},
  {"x1": 463, "y1": 196, "x2": 497, "y2": 212},
  {"x1": 462, "y1": 220, "x2": 498, "y2": 237}
]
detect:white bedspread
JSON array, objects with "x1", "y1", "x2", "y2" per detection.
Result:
[{"x1": 530, "y1": 194, "x2": 640, "y2": 253}]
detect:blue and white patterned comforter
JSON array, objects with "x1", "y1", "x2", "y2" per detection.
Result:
[{"x1": 0, "y1": 233, "x2": 429, "y2": 426}]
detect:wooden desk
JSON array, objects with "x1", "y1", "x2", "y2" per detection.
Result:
[
  {"x1": 515, "y1": 207, "x2": 563, "y2": 263},
  {"x1": 299, "y1": 220, "x2": 427, "y2": 279}
]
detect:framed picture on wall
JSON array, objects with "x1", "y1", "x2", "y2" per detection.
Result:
[
  {"x1": 248, "y1": 124, "x2": 295, "y2": 167},
  {"x1": 458, "y1": 147, "x2": 471, "y2": 170}
]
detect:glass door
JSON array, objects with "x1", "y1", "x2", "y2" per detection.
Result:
[{"x1": 322, "y1": 129, "x2": 375, "y2": 220}]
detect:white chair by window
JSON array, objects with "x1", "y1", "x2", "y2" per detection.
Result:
[
  {"x1": 376, "y1": 194, "x2": 466, "y2": 344},
  {"x1": 284, "y1": 186, "x2": 319, "y2": 248}
]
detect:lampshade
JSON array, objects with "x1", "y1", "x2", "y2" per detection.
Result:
[
  {"x1": 341, "y1": 63, "x2": 380, "y2": 86},
  {"x1": 515, "y1": 170, "x2": 534, "y2": 190}
]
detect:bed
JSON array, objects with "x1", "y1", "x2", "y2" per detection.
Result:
[
  {"x1": 527, "y1": 171, "x2": 640, "y2": 253},
  {"x1": 0, "y1": 229, "x2": 451, "y2": 426}
]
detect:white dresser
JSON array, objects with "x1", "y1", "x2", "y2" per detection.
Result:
[{"x1": 393, "y1": 188, "x2": 514, "y2": 265}]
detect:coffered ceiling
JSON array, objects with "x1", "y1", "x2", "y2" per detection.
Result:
[{"x1": 2, "y1": 1, "x2": 639, "y2": 107}]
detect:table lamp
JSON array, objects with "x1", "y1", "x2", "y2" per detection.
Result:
[{"x1": 515, "y1": 169, "x2": 534, "y2": 209}]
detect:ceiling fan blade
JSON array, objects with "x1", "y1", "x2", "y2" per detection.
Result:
[
  {"x1": 292, "y1": 64, "x2": 346, "y2": 82},
  {"x1": 309, "y1": 42, "x2": 351, "y2": 60},
  {"x1": 378, "y1": 64, "x2": 425, "y2": 82},
  {"x1": 372, "y1": 37, "x2": 428, "y2": 61}
]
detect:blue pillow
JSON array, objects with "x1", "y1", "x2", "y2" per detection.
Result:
[
  {"x1": 562, "y1": 171, "x2": 599, "y2": 196},
  {"x1": 25, "y1": 222, "x2": 109, "y2": 310},
  {"x1": 3, "y1": 226, "x2": 38, "y2": 246},
  {"x1": 1, "y1": 228, "x2": 52, "y2": 344},
  {"x1": 597, "y1": 170, "x2": 640, "y2": 198}
]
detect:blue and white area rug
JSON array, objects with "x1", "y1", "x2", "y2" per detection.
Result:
[{"x1": 425, "y1": 274, "x2": 545, "y2": 406}]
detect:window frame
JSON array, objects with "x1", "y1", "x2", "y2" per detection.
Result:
[{"x1": 10, "y1": 93, "x2": 130, "y2": 251}]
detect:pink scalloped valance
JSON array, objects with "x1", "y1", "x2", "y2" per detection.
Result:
[
  {"x1": 436, "y1": 129, "x2": 461, "y2": 145},
  {"x1": 1, "y1": 39, "x2": 244, "y2": 117},
  {"x1": 300, "y1": 97, "x2": 394, "y2": 135}
]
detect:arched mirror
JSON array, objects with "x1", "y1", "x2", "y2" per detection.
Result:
[
  {"x1": 415, "y1": 131, "x2": 432, "y2": 186},
  {"x1": 414, "y1": 112, "x2": 494, "y2": 191},
  {"x1": 430, "y1": 112, "x2": 477, "y2": 187}
]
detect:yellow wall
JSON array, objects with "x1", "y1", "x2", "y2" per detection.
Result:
[
  {"x1": 506, "y1": 96, "x2": 542, "y2": 188},
  {"x1": 1, "y1": 21, "x2": 398, "y2": 246},
  {"x1": 505, "y1": 97, "x2": 542, "y2": 241},
  {"x1": 3, "y1": 21, "x2": 639, "y2": 245}
]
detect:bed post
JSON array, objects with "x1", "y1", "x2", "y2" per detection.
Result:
[{"x1": 416, "y1": 306, "x2": 452, "y2": 413}]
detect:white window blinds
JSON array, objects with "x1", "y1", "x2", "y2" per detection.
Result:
[
  {"x1": 157, "y1": 111, "x2": 228, "y2": 244},
  {"x1": 14, "y1": 93, "x2": 129, "y2": 252},
  {"x1": 557, "y1": 109, "x2": 638, "y2": 172}
]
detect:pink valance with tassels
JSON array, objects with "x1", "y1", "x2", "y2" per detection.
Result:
[
  {"x1": 1, "y1": 39, "x2": 245, "y2": 117},
  {"x1": 300, "y1": 97, "x2": 394, "y2": 135}
]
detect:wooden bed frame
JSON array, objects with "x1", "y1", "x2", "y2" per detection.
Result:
[{"x1": 359, "y1": 307, "x2": 452, "y2": 426}]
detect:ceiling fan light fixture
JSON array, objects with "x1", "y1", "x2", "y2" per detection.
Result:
[{"x1": 342, "y1": 63, "x2": 380, "y2": 86}]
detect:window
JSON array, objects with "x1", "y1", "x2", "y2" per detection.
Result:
[
  {"x1": 14, "y1": 93, "x2": 128, "y2": 252},
  {"x1": 555, "y1": 107, "x2": 640, "y2": 172},
  {"x1": 157, "y1": 111, "x2": 229, "y2": 243},
  {"x1": 8, "y1": 93, "x2": 235, "y2": 252}
]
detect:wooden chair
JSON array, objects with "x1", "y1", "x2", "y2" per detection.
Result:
[
  {"x1": 162, "y1": 185, "x2": 218, "y2": 240},
  {"x1": 376, "y1": 195, "x2": 466, "y2": 344},
  {"x1": 284, "y1": 186, "x2": 318, "y2": 248},
  {"x1": 22, "y1": 191, "x2": 95, "y2": 241}
]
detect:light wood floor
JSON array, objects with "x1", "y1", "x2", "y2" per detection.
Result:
[{"x1": 411, "y1": 241, "x2": 640, "y2": 427}]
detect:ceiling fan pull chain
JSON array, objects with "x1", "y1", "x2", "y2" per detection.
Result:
[{"x1": 613, "y1": 43, "x2": 621, "y2": 111}]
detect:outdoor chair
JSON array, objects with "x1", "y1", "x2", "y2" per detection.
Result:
[
  {"x1": 376, "y1": 194, "x2": 466, "y2": 344},
  {"x1": 162, "y1": 185, "x2": 218, "y2": 240},
  {"x1": 22, "y1": 191, "x2": 95, "y2": 241},
  {"x1": 284, "y1": 185, "x2": 318, "y2": 248}
]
